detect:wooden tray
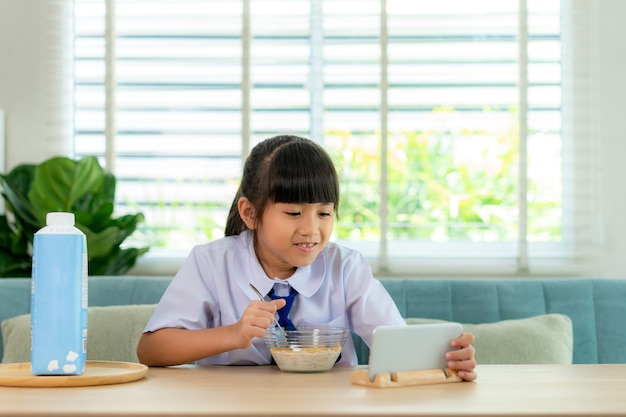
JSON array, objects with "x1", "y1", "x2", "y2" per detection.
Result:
[
  {"x1": 351, "y1": 368, "x2": 462, "y2": 388},
  {"x1": 0, "y1": 360, "x2": 148, "y2": 388}
]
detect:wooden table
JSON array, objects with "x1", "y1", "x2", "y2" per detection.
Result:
[{"x1": 1, "y1": 364, "x2": 626, "y2": 416}]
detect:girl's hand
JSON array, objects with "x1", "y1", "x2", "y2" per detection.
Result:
[
  {"x1": 446, "y1": 332, "x2": 477, "y2": 381},
  {"x1": 232, "y1": 299, "x2": 286, "y2": 349}
]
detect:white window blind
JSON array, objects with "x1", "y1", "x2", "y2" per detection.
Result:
[
  {"x1": 71, "y1": 0, "x2": 597, "y2": 276},
  {"x1": 38, "y1": 0, "x2": 76, "y2": 159}
]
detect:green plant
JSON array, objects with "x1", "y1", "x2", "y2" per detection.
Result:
[
  {"x1": 325, "y1": 106, "x2": 561, "y2": 243},
  {"x1": 0, "y1": 156, "x2": 149, "y2": 277}
]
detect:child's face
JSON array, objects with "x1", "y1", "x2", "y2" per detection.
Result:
[{"x1": 254, "y1": 202, "x2": 334, "y2": 279}]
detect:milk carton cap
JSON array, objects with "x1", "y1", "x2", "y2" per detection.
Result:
[{"x1": 46, "y1": 212, "x2": 75, "y2": 226}]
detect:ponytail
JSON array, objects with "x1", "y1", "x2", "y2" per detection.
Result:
[{"x1": 224, "y1": 188, "x2": 246, "y2": 236}]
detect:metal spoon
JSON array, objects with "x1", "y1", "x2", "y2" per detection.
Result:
[{"x1": 249, "y1": 283, "x2": 288, "y2": 342}]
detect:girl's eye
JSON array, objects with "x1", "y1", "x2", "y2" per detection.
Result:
[
  {"x1": 319, "y1": 212, "x2": 332, "y2": 217},
  {"x1": 285, "y1": 212, "x2": 300, "y2": 217}
]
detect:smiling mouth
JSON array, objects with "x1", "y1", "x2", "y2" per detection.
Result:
[{"x1": 295, "y1": 242, "x2": 317, "y2": 249}]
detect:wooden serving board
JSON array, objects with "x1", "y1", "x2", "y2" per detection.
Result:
[
  {"x1": 351, "y1": 368, "x2": 462, "y2": 388},
  {"x1": 0, "y1": 360, "x2": 148, "y2": 388}
]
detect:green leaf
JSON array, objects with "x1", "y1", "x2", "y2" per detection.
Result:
[
  {"x1": 0, "y1": 155, "x2": 149, "y2": 277},
  {"x1": 72, "y1": 172, "x2": 117, "y2": 230},
  {"x1": 0, "y1": 165, "x2": 40, "y2": 233},
  {"x1": 28, "y1": 156, "x2": 105, "y2": 224},
  {"x1": 80, "y1": 225, "x2": 120, "y2": 260},
  {"x1": 89, "y1": 246, "x2": 149, "y2": 276},
  {"x1": 0, "y1": 251, "x2": 31, "y2": 277}
]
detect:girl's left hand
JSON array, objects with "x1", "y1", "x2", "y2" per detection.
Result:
[{"x1": 446, "y1": 332, "x2": 477, "y2": 381}]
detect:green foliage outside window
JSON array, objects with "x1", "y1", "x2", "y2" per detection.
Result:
[
  {"x1": 327, "y1": 107, "x2": 561, "y2": 243},
  {"x1": 126, "y1": 107, "x2": 562, "y2": 249}
]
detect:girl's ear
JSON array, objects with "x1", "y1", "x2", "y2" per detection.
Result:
[{"x1": 238, "y1": 197, "x2": 257, "y2": 230}]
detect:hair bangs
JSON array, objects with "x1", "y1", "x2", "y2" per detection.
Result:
[{"x1": 267, "y1": 142, "x2": 339, "y2": 205}]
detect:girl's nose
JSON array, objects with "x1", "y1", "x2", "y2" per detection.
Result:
[{"x1": 298, "y1": 215, "x2": 319, "y2": 236}]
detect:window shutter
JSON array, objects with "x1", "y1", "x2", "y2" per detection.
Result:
[{"x1": 71, "y1": 0, "x2": 597, "y2": 276}]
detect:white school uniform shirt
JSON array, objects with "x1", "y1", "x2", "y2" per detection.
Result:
[{"x1": 144, "y1": 230, "x2": 405, "y2": 365}]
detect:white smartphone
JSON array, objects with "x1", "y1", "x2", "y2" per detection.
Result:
[{"x1": 367, "y1": 322, "x2": 463, "y2": 381}]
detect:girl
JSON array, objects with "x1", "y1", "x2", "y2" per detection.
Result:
[{"x1": 137, "y1": 135, "x2": 477, "y2": 381}]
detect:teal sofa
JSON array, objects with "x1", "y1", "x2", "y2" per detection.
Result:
[{"x1": 1, "y1": 276, "x2": 625, "y2": 364}]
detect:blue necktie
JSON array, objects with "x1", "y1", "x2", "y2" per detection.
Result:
[{"x1": 269, "y1": 286, "x2": 298, "y2": 331}]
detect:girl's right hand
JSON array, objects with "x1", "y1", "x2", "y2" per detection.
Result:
[{"x1": 233, "y1": 299, "x2": 286, "y2": 349}]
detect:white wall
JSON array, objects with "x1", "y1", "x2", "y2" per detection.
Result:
[
  {"x1": 0, "y1": 0, "x2": 71, "y2": 170},
  {"x1": 592, "y1": 1, "x2": 626, "y2": 277},
  {"x1": 1, "y1": 1, "x2": 625, "y2": 277}
]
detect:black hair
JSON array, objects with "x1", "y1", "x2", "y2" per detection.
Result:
[{"x1": 225, "y1": 135, "x2": 340, "y2": 236}]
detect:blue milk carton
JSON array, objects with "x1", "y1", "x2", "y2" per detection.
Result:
[{"x1": 31, "y1": 212, "x2": 88, "y2": 375}]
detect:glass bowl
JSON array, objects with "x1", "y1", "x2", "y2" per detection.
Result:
[{"x1": 264, "y1": 325, "x2": 350, "y2": 373}]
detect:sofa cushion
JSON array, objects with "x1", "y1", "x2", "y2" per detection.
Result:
[
  {"x1": 1, "y1": 304, "x2": 156, "y2": 364},
  {"x1": 405, "y1": 314, "x2": 573, "y2": 364}
]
